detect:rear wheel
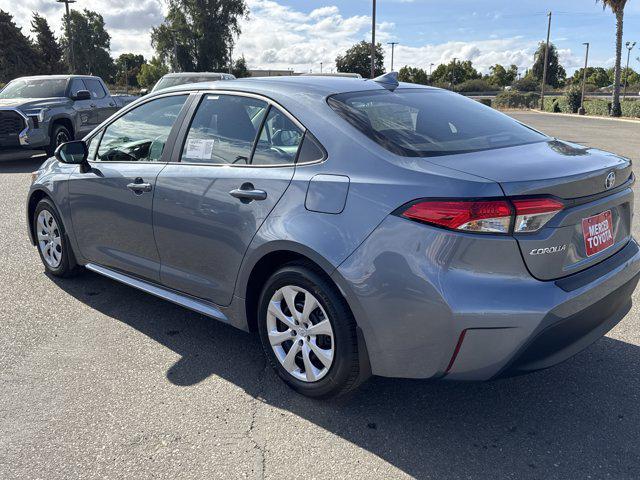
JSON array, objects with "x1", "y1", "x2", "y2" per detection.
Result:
[
  {"x1": 46, "y1": 124, "x2": 72, "y2": 157},
  {"x1": 33, "y1": 198, "x2": 79, "y2": 277},
  {"x1": 257, "y1": 262, "x2": 361, "y2": 398}
]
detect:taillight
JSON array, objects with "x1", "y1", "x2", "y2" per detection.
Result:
[
  {"x1": 401, "y1": 200, "x2": 512, "y2": 233},
  {"x1": 399, "y1": 197, "x2": 564, "y2": 234},
  {"x1": 512, "y1": 198, "x2": 564, "y2": 233}
]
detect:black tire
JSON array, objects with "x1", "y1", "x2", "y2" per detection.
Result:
[
  {"x1": 33, "y1": 198, "x2": 80, "y2": 277},
  {"x1": 45, "y1": 123, "x2": 72, "y2": 157},
  {"x1": 257, "y1": 261, "x2": 361, "y2": 398}
]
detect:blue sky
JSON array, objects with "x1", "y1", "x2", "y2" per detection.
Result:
[{"x1": 7, "y1": 0, "x2": 640, "y2": 74}]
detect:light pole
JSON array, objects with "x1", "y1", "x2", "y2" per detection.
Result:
[
  {"x1": 320, "y1": 62, "x2": 323, "y2": 73},
  {"x1": 57, "y1": 0, "x2": 76, "y2": 73},
  {"x1": 540, "y1": 11, "x2": 552, "y2": 110},
  {"x1": 451, "y1": 58, "x2": 457, "y2": 89},
  {"x1": 371, "y1": 0, "x2": 376, "y2": 78},
  {"x1": 387, "y1": 42, "x2": 398, "y2": 71},
  {"x1": 579, "y1": 42, "x2": 589, "y2": 115},
  {"x1": 623, "y1": 41, "x2": 636, "y2": 100},
  {"x1": 429, "y1": 63, "x2": 434, "y2": 78}
]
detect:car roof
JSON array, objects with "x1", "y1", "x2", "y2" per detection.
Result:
[
  {"x1": 158, "y1": 75, "x2": 436, "y2": 98},
  {"x1": 161, "y1": 72, "x2": 231, "y2": 78},
  {"x1": 11, "y1": 75, "x2": 99, "y2": 81}
]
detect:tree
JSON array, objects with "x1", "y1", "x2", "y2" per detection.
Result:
[
  {"x1": 398, "y1": 66, "x2": 429, "y2": 84},
  {"x1": 488, "y1": 64, "x2": 518, "y2": 87},
  {"x1": 570, "y1": 66, "x2": 610, "y2": 88},
  {"x1": 597, "y1": 0, "x2": 629, "y2": 116},
  {"x1": 0, "y1": 10, "x2": 41, "y2": 82},
  {"x1": 430, "y1": 59, "x2": 481, "y2": 87},
  {"x1": 31, "y1": 13, "x2": 65, "y2": 74},
  {"x1": 336, "y1": 41, "x2": 385, "y2": 78},
  {"x1": 231, "y1": 55, "x2": 250, "y2": 78},
  {"x1": 531, "y1": 42, "x2": 566, "y2": 88},
  {"x1": 115, "y1": 53, "x2": 145, "y2": 88},
  {"x1": 151, "y1": 0, "x2": 247, "y2": 72},
  {"x1": 60, "y1": 9, "x2": 114, "y2": 80},
  {"x1": 137, "y1": 56, "x2": 169, "y2": 89}
]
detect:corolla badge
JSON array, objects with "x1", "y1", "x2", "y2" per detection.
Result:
[
  {"x1": 529, "y1": 245, "x2": 567, "y2": 256},
  {"x1": 605, "y1": 171, "x2": 616, "y2": 190}
]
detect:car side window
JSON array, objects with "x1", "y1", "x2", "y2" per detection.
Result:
[
  {"x1": 68, "y1": 79, "x2": 85, "y2": 97},
  {"x1": 181, "y1": 94, "x2": 267, "y2": 165},
  {"x1": 96, "y1": 95, "x2": 187, "y2": 162},
  {"x1": 84, "y1": 78, "x2": 106, "y2": 99},
  {"x1": 252, "y1": 107, "x2": 303, "y2": 166}
]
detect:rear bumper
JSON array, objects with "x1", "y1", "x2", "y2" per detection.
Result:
[{"x1": 335, "y1": 215, "x2": 640, "y2": 380}]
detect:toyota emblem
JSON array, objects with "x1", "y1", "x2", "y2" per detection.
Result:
[{"x1": 605, "y1": 171, "x2": 616, "y2": 190}]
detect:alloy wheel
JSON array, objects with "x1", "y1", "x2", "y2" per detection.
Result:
[
  {"x1": 266, "y1": 285, "x2": 335, "y2": 382},
  {"x1": 37, "y1": 210, "x2": 62, "y2": 268},
  {"x1": 55, "y1": 129, "x2": 69, "y2": 147}
]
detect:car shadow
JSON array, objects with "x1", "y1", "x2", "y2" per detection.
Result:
[
  {"x1": 50, "y1": 270, "x2": 640, "y2": 479},
  {"x1": 0, "y1": 156, "x2": 47, "y2": 174}
]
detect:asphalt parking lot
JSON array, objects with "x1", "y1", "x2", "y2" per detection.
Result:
[{"x1": 1, "y1": 111, "x2": 639, "y2": 480}]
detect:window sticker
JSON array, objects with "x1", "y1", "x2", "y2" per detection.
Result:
[{"x1": 185, "y1": 138, "x2": 215, "y2": 160}]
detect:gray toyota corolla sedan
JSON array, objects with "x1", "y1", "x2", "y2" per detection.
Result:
[{"x1": 27, "y1": 73, "x2": 640, "y2": 398}]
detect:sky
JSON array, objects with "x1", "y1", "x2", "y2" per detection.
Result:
[{"x1": 5, "y1": 0, "x2": 640, "y2": 75}]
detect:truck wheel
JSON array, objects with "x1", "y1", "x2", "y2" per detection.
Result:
[{"x1": 46, "y1": 124, "x2": 72, "y2": 157}]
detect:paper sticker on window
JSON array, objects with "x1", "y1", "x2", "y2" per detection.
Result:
[{"x1": 185, "y1": 138, "x2": 215, "y2": 160}]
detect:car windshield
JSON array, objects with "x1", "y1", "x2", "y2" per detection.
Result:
[
  {"x1": 0, "y1": 79, "x2": 68, "y2": 99},
  {"x1": 152, "y1": 75, "x2": 226, "y2": 92},
  {"x1": 327, "y1": 89, "x2": 547, "y2": 157}
]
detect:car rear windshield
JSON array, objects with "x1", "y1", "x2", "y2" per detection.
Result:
[
  {"x1": 0, "y1": 79, "x2": 68, "y2": 99},
  {"x1": 327, "y1": 89, "x2": 547, "y2": 157}
]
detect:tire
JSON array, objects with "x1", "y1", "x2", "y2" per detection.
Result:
[
  {"x1": 257, "y1": 261, "x2": 361, "y2": 398},
  {"x1": 33, "y1": 198, "x2": 80, "y2": 277},
  {"x1": 45, "y1": 123, "x2": 72, "y2": 157}
]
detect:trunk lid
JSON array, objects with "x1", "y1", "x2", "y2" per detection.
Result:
[{"x1": 427, "y1": 140, "x2": 634, "y2": 280}]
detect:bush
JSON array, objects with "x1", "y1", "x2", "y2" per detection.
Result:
[
  {"x1": 493, "y1": 91, "x2": 540, "y2": 109},
  {"x1": 622, "y1": 100, "x2": 640, "y2": 118},
  {"x1": 584, "y1": 99, "x2": 611, "y2": 116},
  {"x1": 565, "y1": 86, "x2": 582, "y2": 113},
  {"x1": 523, "y1": 92, "x2": 541, "y2": 108},
  {"x1": 455, "y1": 79, "x2": 498, "y2": 93},
  {"x1": 476, "y1": 98, "x2": 492, "y2": 107},
  {"x1": 543, "y1": 97, "x2": 558, "y2": 112},
  {"x1": 512, "y1": 77, "x2": 539, "y2": 92}
]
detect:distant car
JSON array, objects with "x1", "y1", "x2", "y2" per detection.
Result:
[
  {"x1": 150, "y1": 72, "x2": 236, "y2": 93},
  {"x1": 0, "y1": 75, "x2": 135, "y2": 155},
  {"x1": 302, "y1": 72, "x2": 363, "y2": 78},
  {"x1": 27, "y1": 74, "x2": 640, "y2": 398}
]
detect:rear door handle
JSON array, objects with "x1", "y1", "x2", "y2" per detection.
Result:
[
  {"x1": 229, "y1": 183, "x2": 267, "y2": 202},
  {"x1": 127, "y1": 178, "x2": 153, "y2": 194}
]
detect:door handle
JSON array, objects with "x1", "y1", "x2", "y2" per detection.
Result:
[
  {"x1": 90, "y1": 103, "x2": 97, "y2": 108},
  {"x1": 127, "y1": 178, "x2": 153, "y2": 194},
  {"x1": 109, "y1": 102, "x2": 116, "y2": 107},
  {"x1": 229, "y1": 183, "x2": 267, "y2": 202}
]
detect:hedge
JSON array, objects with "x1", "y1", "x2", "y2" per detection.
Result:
[
  {"x1": 622, "y1": 100, "x2": 640, "y2": 118},
  {"x1": 493, "y1": 91, "x2": 540, "y2": 109}
]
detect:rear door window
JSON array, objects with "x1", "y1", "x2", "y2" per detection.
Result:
[
  {"x1": 180, "y1": 94, "x2": 267, "y2": 165},
  {"x1": 83, "y1": 78, "x2": 107, "y2": 99}
]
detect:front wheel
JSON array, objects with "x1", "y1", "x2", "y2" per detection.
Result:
[
  {"x1": 257, "y1": 262, "x2": 362, "y2": 398},
  {"x1": 45, "y1": 124, "x2": 72, "y2": 157},
  {"x1": 33, "y1": 198, "x2": 79, "y2": 277}
]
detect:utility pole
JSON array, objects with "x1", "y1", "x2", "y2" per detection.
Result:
[
  {"x1": 57, "y1": 0, "x2": 76, "y2": 73},
  {"x1": 451, "y1": 57, "x2": 457, "y2": 89},
  {"x1": 228, "y1": 44, "x2": 233, "y2": 74},
  {"x1": 320, "y1": 62, "x2": 323, "y2": 73},
  {"x1": 579, "y1": 42, "x2": 589, "y2": 115},
  {"x1": 123, "y1": 58, "x2": 128, "y2": 93},
  {"x1": 540, "y1": 11, "x2": 552, "y2": 110},
  {"x1": 371, "y1": 0, "x2": 376, "y2": 78},
  {"x1": 387, "y1": 42, "x2": 398, "y2": 71},
  {"x1": 429, "y1": 63, "x2": 434, "y2": 77},
  {"x1": 623, "y1": 41, "x2": 636, "y2": 100}
]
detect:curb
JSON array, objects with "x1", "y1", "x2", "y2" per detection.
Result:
[{"x1": 522, "y1": 109, "x2": 640, "y2": 124}]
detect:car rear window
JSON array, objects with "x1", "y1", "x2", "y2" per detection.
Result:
[{"x1": 327, "y1": 89, "x2": 547, "y2": 157}]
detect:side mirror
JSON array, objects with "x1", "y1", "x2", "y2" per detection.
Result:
[
  {"x1": 55, "y1": 140, "x2": 88, "y2": 165},
  {"x1": 72, "y1": 90, "x2": 91, "y2": 101}
]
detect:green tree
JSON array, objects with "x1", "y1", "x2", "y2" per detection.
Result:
[
  {"x1": 151, "y1": 0, "x2": 247, "y2": 72},
  {"x1": 336, "y1": 41, "x2": 385, "y2": 79},
  {"x1": 398, "y1": 65, "x2": 429, "y2": 84},
  {"x1": 60, "y1": 9, "x2": 114, "y2": 80},
  {"x1": 0, "y1": 10, "x2": 41, "y2": 82},
  {"x1": 597, "y1": 0, "x2": 630, "y2": 116},
  {"x1": 115, "y1": 53, "x2": 145, "y2": 88},
  {"x1": 570, "y1": 66, "x2": 611, "y2": 88},
  {"x1": 488, "y1": 64, "x2": 518, "y2": 87},
  {"x1": 430, "y1": 59, "x2": 481, "y2": 87},
  {"x1": 136, "y1": 56, "x2": 169, "y2": 89},
  {"x1": 531, "y1": 42, "x2": 566, "y2": 88},
  {"x1": 231, "y1": 55, "x2": 250, "y2": 78},
  {"x1": 31, "y1": 13, "x2": 65, "y2": 74},
  {"x1": 606, "y1": 66, "x2": 639, "y2": 87}
]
